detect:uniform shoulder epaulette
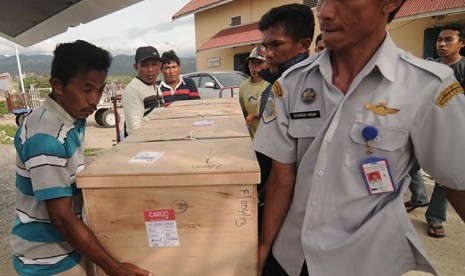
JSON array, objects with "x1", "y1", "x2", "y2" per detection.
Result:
[
  {"x1": 282, "y1": 54, "x2": 319, "y2": 79},
  {"x1": 400, "y1": 52, "x2": 451, "y2": 82}
]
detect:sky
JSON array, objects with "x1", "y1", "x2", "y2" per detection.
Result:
[{"x1": 0, "y1": 0, "x2": 196, "y2": 58}]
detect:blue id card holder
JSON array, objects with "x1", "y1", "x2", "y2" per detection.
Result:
[{"x1": 360, "y1": 126, "x2": 395, "y2": 195}]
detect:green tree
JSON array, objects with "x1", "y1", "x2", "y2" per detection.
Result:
[{"x1": 23, "y1": 74, "x2": 50, "y2": 89}]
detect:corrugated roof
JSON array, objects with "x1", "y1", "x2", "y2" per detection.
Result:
[
  {"x1": 198, "y1": 22, "x2": 261, "y2": 51},
  {"x1": 396, "y1": 0, "x2": 465, "y2": 18},
  {"x1": 173, "y1": 0, "x2": 232, "y2": 20}
]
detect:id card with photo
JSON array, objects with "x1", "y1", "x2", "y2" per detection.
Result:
[{"x1": 361, "y1": 157, "x2": 395, "y2": 195}]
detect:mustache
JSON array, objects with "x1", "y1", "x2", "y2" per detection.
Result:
[{"x1": 83, "y1": 106, "x2": 97, "y2": 113}]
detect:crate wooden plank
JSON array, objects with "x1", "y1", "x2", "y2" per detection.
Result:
[
  {"x1": 122, "y1": 115, "x2": 249, "y2": 143},
  {"x1": 167, "y1": 98, "x2": 238, "y2": 107},
  {"x1": 152, "y1": 101, "x2": 243, "y2": 120},
  {"x1": 77, "y1": 137, "x2": 259, "y2": 188}
]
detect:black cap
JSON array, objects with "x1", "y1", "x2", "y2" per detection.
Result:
[{"x1": 135, "y1": 46, "x2": 160, "y2": 63}]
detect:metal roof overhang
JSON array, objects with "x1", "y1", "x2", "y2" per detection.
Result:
[
  {"x1": 394, "y1": 0, "x2": 465, "y2": 21},
  {"x1": 197, "y1": 22, "x2": 262, "y2": 52},
  {"x1": 0, "y1": 0, "x2": 142, "y2": 47},
  {"x1": 172, "y1": 0, "x2": 232, "y2": 20}
]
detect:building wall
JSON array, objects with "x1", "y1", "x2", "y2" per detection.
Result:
[
  {"x1": 194, "y1": 0, "x2": 296, "y2": 50},
  {"x1": 192, "y1": 0, "x2": 465, "y2": 72},
  {"x1": 196, "y1": 45, "x2": 252, "y2": 71},
  {"x1": 194, "y1": 0, "x2": 300, "y2": 71},
  {"x1": 388, "y1": 13, "x2": 465, "y2": 58}
]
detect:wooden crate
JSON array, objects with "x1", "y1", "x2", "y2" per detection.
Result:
[
  {"x1": 122, "y1": 115, "x2": 250, "y2": 143},
  {"x1": 152, "y1": 99, "x2": 243, "y2": 120},
  {"x1": 77, "y1": 99, "x2": 259, "y2": 275}
]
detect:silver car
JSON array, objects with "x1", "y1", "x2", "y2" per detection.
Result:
[{"x1": 183, "y1": 71, "x2": 249, "y2": 99}]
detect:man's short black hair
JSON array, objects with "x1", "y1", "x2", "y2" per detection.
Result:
[
  {"x1": 160, "y1": 50, "x2": 181, "y2": 67},
  {"x1": 51, "y1": 40, "x2": 112, "y2": 87},
  {"x1": 259, "y1": 3, "x2": 315, "y2": 43},
  {"x1": 440, "y1": 23, "x2": 465, "y2": 39}
]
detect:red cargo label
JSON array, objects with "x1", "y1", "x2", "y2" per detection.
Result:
[{"x1": 144, "y1": 209, "x2": 180, "y2": 247}]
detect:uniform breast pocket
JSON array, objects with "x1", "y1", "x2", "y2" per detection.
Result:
[
  {"x1": 344, "y1": 120, "x2": 409, "y2": 172},
  {"x1": 288, "y1": 117, "x2": 324, "y2": 138}
]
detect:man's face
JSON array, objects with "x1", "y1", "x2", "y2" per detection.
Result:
[
  {"x1": 262, "y1": 25, "x2": 308, "y2": 75},
  {"x1": 436, "y1": 29, "x2": 464, "y2": 58},
  {"x1": 134, "y1": 58, "x2": 160, "y2": 85},
  {"x1": 248, "y1": 59, "x2": 268, "y2": 78},
  {"x1": 51, "y1": 70, "x2": 106, "y2": 119},
  {"x1": 162, "y1": 61, "x2": 181, "y2": 85},
  {"x1": 317, "y1": 0, "x2": 396, "y2": 52},
  {"x1": 315, "y1": 39, "x2": 326, "y2": 53}
]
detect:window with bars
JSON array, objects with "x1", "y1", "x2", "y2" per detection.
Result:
[
  {"x1": 230, "y1": 16, "x2": 241, "y2": 26},
  {"x1": 303, "y1": 0, "x2": 317, "y2": 8}
]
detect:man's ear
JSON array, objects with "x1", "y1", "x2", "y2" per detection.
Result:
[
  {"x1": 383, "y1": 0, "x2": 404, "y2": 15},
  {"x1": 299, "y1": 38, "x2": 312, "y2": 53},
  {"x1": 133, "y1": 63, "x2": 138, "y2": 71},
  {"x1": 49, "y1": 77, "x2": 63, "y2": 94}
]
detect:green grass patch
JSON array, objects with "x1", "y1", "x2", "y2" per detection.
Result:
[
  {"x1": 0, "y1": 124, "x2": 17, "y2": 144},
  {"x1": 0, "y1": 101, "x2": 8, "y2": 115},
  {"x1": 84, "y1": 147, "x2": 105, "y2": 157}
]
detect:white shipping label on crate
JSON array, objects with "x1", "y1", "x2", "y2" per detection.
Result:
[
  {"x1": 129, "y1": 151, "x2": 164, "y2": 163},
  {"x1": 192, "y1": 120, "x2": 214, "y2": 126},
  {"x1": 144, "y1": 209, "x2": 180, "y2": 248}
]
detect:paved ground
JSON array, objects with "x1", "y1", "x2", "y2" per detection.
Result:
[{"x1": 0, "y1": 113, "x2": 464, "y2": 275}]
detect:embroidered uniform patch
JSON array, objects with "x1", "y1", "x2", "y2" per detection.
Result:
[
  {"x1": 435, "y1": 82, "x2": 464, "y2": 108},
  {"x1": 262, "y1": 89, "x2": 276, "y2": 124},
  {"x1": 302, "y1": 88, "x2": 316, "y2": 104},
  {"x1": 273, "y1": 82, "x2": 283, "y2": 97}
]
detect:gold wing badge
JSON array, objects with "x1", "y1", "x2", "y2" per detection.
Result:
[{"x1": 364, "y1": 102, "x2": 399, "y2": 116}]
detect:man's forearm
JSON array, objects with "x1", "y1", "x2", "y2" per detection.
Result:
[
  {"x1": 45, "y1": 198, "x2": 143, "y2": 275},
  {"x1": 259, "y1": 161, "x2": 296, "y2": 259}
]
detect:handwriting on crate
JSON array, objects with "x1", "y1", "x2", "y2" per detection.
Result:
[{"x1": 236, "y1": 189, "x2": 252, "y2": 227}]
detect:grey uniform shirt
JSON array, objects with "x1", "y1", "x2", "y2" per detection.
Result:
[{"x1": 253, "y1": 34, "x2": 465, "y2": 276}]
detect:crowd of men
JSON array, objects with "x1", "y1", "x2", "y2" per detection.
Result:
[{"x1": 9, "y1": 1, "x2": 465, "y2": 275}]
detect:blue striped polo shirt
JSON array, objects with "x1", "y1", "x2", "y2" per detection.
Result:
[{"x1": 11, "y1": 94, "x2": 85, "y2": 275}]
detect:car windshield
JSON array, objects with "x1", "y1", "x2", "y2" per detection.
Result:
[{"x1": 213, "y1": 72, "x2": 248, "y2": 87}]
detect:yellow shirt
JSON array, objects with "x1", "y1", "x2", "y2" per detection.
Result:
[{"x1": 238, "y1": 78, "x2": 269, "y2": 138}]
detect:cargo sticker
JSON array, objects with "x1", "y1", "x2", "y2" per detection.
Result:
[
  {"x1": 129, "y1": 151, "x2": 164, "y2": 163},
  {"x1": 144, "y1": 209, "x2": 180, "y2": 248},
  {"x1": 435, "y1": 82, "x2": 464, "y2": 108}
]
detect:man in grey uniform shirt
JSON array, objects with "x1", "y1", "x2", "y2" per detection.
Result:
[{"x1": 253, "y1": 0, "x2": 465, "y2": 275}]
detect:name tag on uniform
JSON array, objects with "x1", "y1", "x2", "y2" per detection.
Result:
[
  {"x1": 361, "y1": 157, "x2": 395, "y2": 194},
  {"x1": 290, "y1": 110, "x2": 321, "y2": 119}
]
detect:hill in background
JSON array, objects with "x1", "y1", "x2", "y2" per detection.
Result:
[{"x1": 0, "y1": 54, "x2": 197, "y2": 76}]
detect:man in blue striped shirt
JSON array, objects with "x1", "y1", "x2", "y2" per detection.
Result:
[{"x1": 11, "y1": 40, "x2": 151, "y2": 276}]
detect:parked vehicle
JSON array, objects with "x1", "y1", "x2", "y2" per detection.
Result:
[
  {"x1": 183, "y1": 71, "x2": 248, "y2": 99},
  {"x1": 5, "y1": 84, "x2": 122, "y2": 128},
  {"x1": 93, "y1": 83, "x2": 123, "y2": 128}
]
